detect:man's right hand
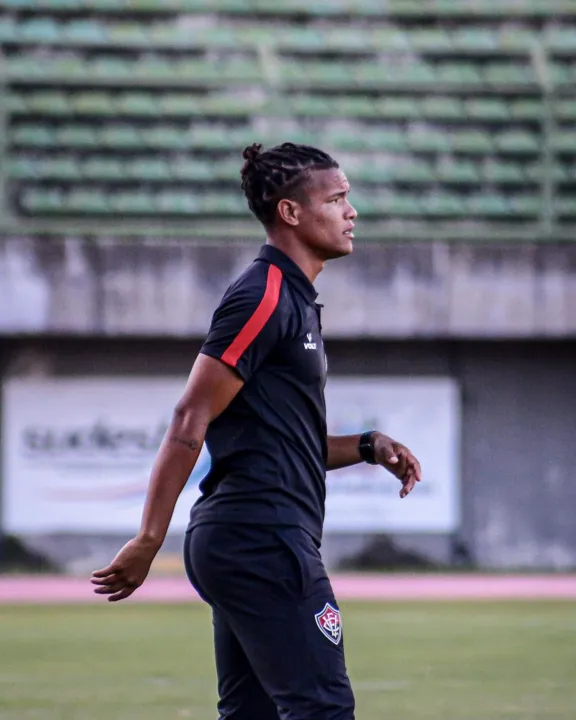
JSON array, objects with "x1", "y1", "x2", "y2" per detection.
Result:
[{"x1": 90, "y1": 535, "x2": 160, "y2": 603}]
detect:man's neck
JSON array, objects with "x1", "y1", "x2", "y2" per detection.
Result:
[{"x1": 265, "y1": 236, "x2": 324, "y2": 284}]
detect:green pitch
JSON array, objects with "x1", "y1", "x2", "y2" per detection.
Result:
[{"x1": 1, "y1": 601, "x2": 575, "y2": 719}]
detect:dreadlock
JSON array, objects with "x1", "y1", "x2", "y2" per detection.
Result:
[{"x1": 240, "y1": 142, "x2": 339, "y2": 227}]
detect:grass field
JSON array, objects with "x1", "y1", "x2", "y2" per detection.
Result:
[{"x1": 1, "y1": 601, "x2": 575, "y2": 720}]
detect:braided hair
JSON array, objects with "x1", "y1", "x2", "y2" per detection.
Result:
[{"x1": 240, "y1": 142, "x2": 339, "y2": 227}]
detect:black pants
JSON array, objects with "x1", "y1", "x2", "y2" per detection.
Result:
[{"x1": 184, "y1": 523, "x2": 355, "y2": 720}]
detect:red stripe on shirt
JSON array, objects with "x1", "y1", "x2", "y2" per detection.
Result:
[{"x1": 221, "y1": 264, "x2": 283, "y2": 368}]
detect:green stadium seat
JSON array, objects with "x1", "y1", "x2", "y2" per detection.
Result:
[
  {"x1": 465, "y1": 99, "x2": 510, "y2": 121},
  {"x1": 525, "y1": 163, "x2": 570, "y2": 183},
  {"x1": 63, "y1": 20, "x2": 109, "y2": 44},
  {"x1": 509, "y1": 195, "x2": 541, "y2": 217},
  {"x1": 437, "y1": 64, "x2": 482, "y2": 85},
  {"x1": 410, "y1": 28, "x2": 452, "y2": 51},
  {"x1": 40, "y1": 156, "x2": 82, "y2": 179},
  {"x1": 8, "y1": 156, "x2": 37, "y2": 179},
  {"x1": 381, "y1": 194, "x2": 421, "y2": 217},
  {"x1": 452, "y1": 27, "x2": 498, "y2": 51},
  {"x1": 110, "y1": 192, "x2": 156, "y2": 214},
  {"x1": 553, "y1": 131, "x2": 576, "y2": 153},
  {"x1": 156, "y1": 192, "x2": 199, "y2": 214},
  {"x1": 125, "y1": 158, "x2": 171, "y2": 180},
  {"x1": 436, "y1": 160, "x2": 481, "y2": 184},
  {"x1": 109, "y1": 22, "x2": 150, "y2": 45},
  {"x1": 408, "y1": 130, "x2": 452, "y2": 153},
  {"x1": 0, "y1": 17, "x2": 17, "y2": 41},
  {"x1": 56, "y1": 125, "x2": 98, "y2": 147},
  {"x1": 116, "y1": 93, "x2": 158, "y2": 115},
  {"x1": 496, "y1": 131, "x2": 540, "y2": 154},
  {"x1": 71, "y1": 92, "x2": 115, "y2": 114},
  {"x1": 82, "y1": 157, "x2": 125, "y2": 180},
  {"x1": 67, "y1": 189, "x2": 110, "y2": 213},
  {"x1": 21, "y1": 188, "x2": 65, "y2": 213},
  {"x1": 484, "y1": 161, "x2": 525, "y2": 183},
  {"x1": 452, "y1": 130, "x2": 493, "y2": 154},
  {"x1": 547, "y1": 28, "x2": 576, "y2": 52},
  {"x1": 555, "y1": 197, "x2": 576, "y2": 217},
  {"x1": 92, "y1": 56, "x2": 132, "y2": 78},
  {"x1": 498, "y1": 27, "x2": 537, "y2": 51},
  {"x1": 555, "y1": 100, "x2": 576, "y2": 119},
  {"x1": 421, "y1": 193, "x2": 466, "y2": 216},
  {"x1": 200, "y1": 194, "x2": 246, "y2": 214},
  {"x1": 484, "y1": 64, "x2": 534, "y2": 86},
  {"x1": 12, "y1": 124, "x2": 55, "y2": 147},
  {"x1": 379, "y1": 97, "x2": 420, "y2": 120},
  {"x1": 20, "y1": 18, "x2": 61, "y2": 43},
  {"x1": 510, "y1": 100, "x2": 543, "y2": 120},
  {"x1": 190, "y1": 126, "x2": 234, "y2": 149},
  {"x1": 420, "y1": 97, "x2": 463, "y2": 119},
  {"x1": 7, "y1": 94, "x2": 29, "y2": 113},
  {"x1": 171, "y1": 159, "x2": 213, "y2": 181},
  {"x1": 100, "y1": 124, "x2": 143, "y2": 148},
  {"x1": 392, "y1": 159, "x2": 435, "y2": 183},
  {"x1": 468, "y1": 194, "x2": 509, "y2": 216},
  {"x1": 371, "y1": 27, "x2": 411, "y2": 50},
  {"x1": 159, "y1": 95, "x2": 200, "y2": 116},
  {"x1": 141, "y1": 125, "x2": 188, "y2": 149},
  {"x1": 7, "y1": 54, "x2": 46, "y2": 77},
  {"x1": 26, "y1": 92, "x2": 70, "y2": 115}
]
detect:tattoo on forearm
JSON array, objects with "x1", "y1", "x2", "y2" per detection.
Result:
[{"x1": 169, "y1": 437, "x2": 200, "y2": 452}]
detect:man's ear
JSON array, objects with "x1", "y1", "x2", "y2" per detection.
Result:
[{"x1": 277, "y1": 198, "x2": 301, "y2": 227}]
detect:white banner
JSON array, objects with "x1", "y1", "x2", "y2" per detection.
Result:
[{"x1": 2, "y1": 376, "x2": 460, "y2": 535}]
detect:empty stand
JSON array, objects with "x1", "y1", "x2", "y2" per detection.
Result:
[{"x1": 1, "y1": 0, "x2": 575, "y2": 238}]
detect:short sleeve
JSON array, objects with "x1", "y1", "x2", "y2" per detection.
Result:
[{"x1": 200, "y1": 264, "x2": 285, "y2": 382}]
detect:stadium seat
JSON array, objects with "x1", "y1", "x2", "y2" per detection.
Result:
[
  {"x1": 495, "y1": 131, "x2": 540, "y2": 154},
  {"x1": 115, "y1": 93, "x2": 157, "y2": 116},
  {"x1": 56, "y1": 125, "x2": 98, "y2": 147},
  {"x1": 465, "y1": 99, "x2": 510, "y2": 121},
  {"x1": 82, "y1": 157, "x2": 125, "y2": 180},
  {"x1": 420, "y1": 97, "x2": 464, "y2": 119},
  {"x1": 71, "y1": 92, "x2": 115, "y2": 115},
  {"x1": 483, "y1": 161, "x2": 525, "y2": 184},
  {"x1": 421, "y1": 193, "x2": 466, "y2": 217},
  {"x1": 436, "y1": 160, "x2": 481, "y2": 184},
  {"x1": 100, "y1": 125, "x2": 144, "y2": 148},
  {"x1": 125, "y1": 158, "x2": 171, "y2": 180},
  {"x1": 451, "y1": 131, "x2": 493, "y2": 154},
  {"x1": 27, "y1": 92, "x2": 70, "y2": 115},
  {"x1": 555, "y1": 100, "x2": 576, "y2": 119},
  {"x1": 21, "y1": 188, "x2": 65, "y2": 213},
  {"x1": 63, "y1": 20, "x2": 109, "y2": 44},
  {"x1": 468, "y1": 194, "x2": 509, "y2": 216},
  {"x1": 67, "y1": 189, "x2": 110, "y2": 213},
  {"x1": 408, "y1": 130, "x2": 452, "y2": 153},
  {"x1": 39, "y1": 156, "x2": 82, "y2": 179},
  {"x1": 6, "y1": 94, "x2": 28, "y2": 113},
  {"x1": 12, "y1": 124, "x2": 55, "y2": 147}
]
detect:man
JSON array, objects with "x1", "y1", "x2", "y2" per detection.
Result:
[{"x1": 92, "y1": 142, "x2": 422, "y2": 720}]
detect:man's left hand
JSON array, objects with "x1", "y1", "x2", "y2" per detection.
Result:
[{"x1": 372, "y1": 433, "x2": 422, "y2": 499}]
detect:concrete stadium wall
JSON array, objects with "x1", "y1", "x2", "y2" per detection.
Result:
[
  {"x1": 2, "y1": 337, "x2": 575, "y2": 571},
  {"x1": 2, "y1": 235, "x2": 576, "y2": 338}
]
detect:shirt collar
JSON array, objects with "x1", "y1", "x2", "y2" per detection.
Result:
[{"x1": 257, "y1": 245, "x2": 318, "y2": 304}]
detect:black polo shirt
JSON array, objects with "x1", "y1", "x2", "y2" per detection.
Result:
[{"x1": 188, "y1": 244, "x2": 328, "y2": 545}]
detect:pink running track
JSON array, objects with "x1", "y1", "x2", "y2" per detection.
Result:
[{"x1": 1, "y1": 574, "x2": 576, "y2": 604}]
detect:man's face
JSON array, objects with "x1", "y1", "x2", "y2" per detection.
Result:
[{"x1": 281, "y1": 168, "x2": 357, "y2": 260}]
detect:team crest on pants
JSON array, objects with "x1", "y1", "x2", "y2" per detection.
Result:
[{"x1": 315, "y1": 603, "x2": 342, "y2": 645}]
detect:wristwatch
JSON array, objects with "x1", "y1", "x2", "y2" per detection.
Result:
[{"x1": 358, "y1": 430, "x2": 377, "y2": 465}]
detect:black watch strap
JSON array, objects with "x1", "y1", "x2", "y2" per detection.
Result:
[{"x1": 358, "y1": 430, "x2": 377, "y2": 465}]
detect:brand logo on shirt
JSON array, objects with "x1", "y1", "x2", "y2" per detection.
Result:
[{"x1": 303, "y1": 333, "x2": 317, "y2": 351}]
